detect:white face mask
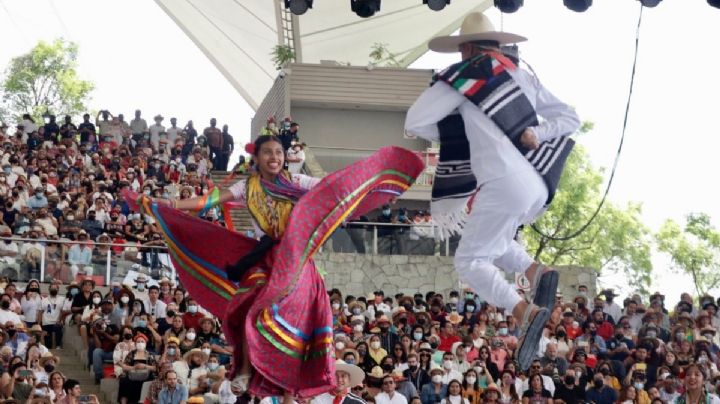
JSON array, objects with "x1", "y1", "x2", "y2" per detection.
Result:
[
  {"x1": 202, "y1": 348, "x2": 211, "y2": 356},
  {"x1": 186, "y1": 332, "x2": 196, "y2": 341},
  {"x1": 449, "y1": 297, "x2": 458, "y2": 305},
  {"x1": 188, "y1": 305, "x2": 198, "y2": 314},
  {"x1": 466, "y1": 376, "x2": 476, "y2": 385},
  {"x1": 370, "y1": 341, "x2": 381, "y2": 350},
  {"x1": 443, "y1": 360, "x2": 453, "y2": 370},
  {"x1": 92, "y1": 297, "x2": 101, "y2": 305},
  {"x1": 354, "y1": 325, "x2": 364, "y2": 332},
  {"x1": 432, "y1": 375, "x2": 443, "y2": 384},
  {"x1": 121, "y1": 296, "x2": 129, "y2": 304},
  {"x1": 332, "y1": 303, "x2": 341, "y2": 310},
  {"x1": 136, "y1": 342, "x2": 146, "y2": 351},
  {"x1": 335, "y1": 341, "x2": 345, "y2": 350}
]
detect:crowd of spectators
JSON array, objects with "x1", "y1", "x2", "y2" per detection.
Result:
[
  {"x1": 3, "y1": 277, "x2": 720, "y2": 403},
  {"x1": 0, "y1": 110, "x2": 248, "y2": 284}
]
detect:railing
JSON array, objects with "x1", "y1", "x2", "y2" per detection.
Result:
[
  {"x1": 0, "y1": 222, "x2": 455, "y2": 285},
  {"x1": 324, "y1": 221, "x2": 458, "y2": 257},
  {"x1": 0, "y1": 237, "x2": 174, "y2": 287}
]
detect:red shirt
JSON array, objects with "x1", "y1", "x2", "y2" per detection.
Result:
[
  {"x1": 183, "y1": 312, "x2": 204, "y2": 330},
  {"x1": 438, "y1": 334, "x2": 460, "y2": 353},
  {"x1": 596, "y1": 321, "x2": 615, "y2": 341}
]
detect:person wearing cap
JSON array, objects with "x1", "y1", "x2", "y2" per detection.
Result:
[
  {"x1": 313, "y1": 359, "x2": 366, "y2": 404},
  {"x1": 405, "y1": 12, "x2": 580, "y2": 371}
]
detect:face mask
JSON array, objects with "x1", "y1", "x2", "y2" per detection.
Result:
[
  {"x1": 167, "y1": 310, "x2": 176, "y2": 318},
  {"x1": 167, "y1": 347, "x2": 177, "y2": 356},
  {"x1": 593, "y1": 379, "x2": 603, "y2": 389},
  {"x1": 137, "y1": 284, "x2": 145, "y2": 292},
  {"x1": 357, "y1": 349, "x2": 366, "y2": 356},
  {"x1": 449, "y1": 297, "x2": 458, "y2": 304},
  {"x1": 208, "y1": 362, "x2": 219, "y2": 371},
  {"x1": 121, "y1": 296, "x2": 130, "y2": 304},
  {"x1": 676, "y1": 332, "x2": 685, "y2": 340},
  {"x1": 202, "y1": 348, "x2": 211, "y2": 356},
  {"x1": 143, "y1": 190, "x2": 151, "y2": 195},
  {"x1": 70, "y1": 288, "x2": 79, "y2": 296},
  {"x1": 600, "y1": 368, "x2": 610, "y2": 376},
  {"x1": 44, "y1": 364, "x2": 55, "y2": 373},
  {"x1": 335, "y1": 341, "x2": 345, "y2": 350},
  {"x1": 332, "y1": 303, "x2": 340, "y2": 310},
  {"x1": 186, "y1": 332, "x2": 196, "y2": 341},
  {"x1": 370, "y1": 341, "x2": 381, "y2": 350},
  {"x1": 382, "y1": 209, "x2": 391, "y2": 216},
  {"x1": 443, "y1": 360, "x2": 453, "y2": 370},
  {"x1": 136, "y1": 342, "x2": 146, "y2": 351},
  {"x1": 498, "y1": 328, "x2": 508, "y2": 336},
  {"x1": 354, "y1": 324, "x2": 364, "y2": 332},
  {"x1": 590, "y1": 330, "x2": 597, "y2": 337},
  {"x1": 92, "y1": 297, "x2": 101, "y2": 305},
  {"x1": 556, "y1": 330, "x2": 566, "y2": 338},
  {"x1": 430, "y1": 341, "x2": 438, "y2": 350},
  {"x1": 352, "y1": 308, "x2": 362, "y2": 315},
  {"x1": 124, "y1": 333, "x2": 133, "y2": 340},
  {"x1": 432, "y1": 375, "x2": 443, "y2": 384},
  {"x1": 414, "y1": 332, "x2": 424, "y2": 341},
  {"x1": 49, "y1": 289, "x2": 58, "y2": 296},
  {"x1": 67, "y1": 215, "x2": 74, "y2": 220},
  {"x1": 408, "y1": 364, "x2": 418, "y2": 372},
  {"x1": 7, "y1": 329, "x2": 16, "y2": 338},
  {"x1": 138, "y1": 320, "x2": 147, "y2": 328},
  {"x1": 1, "y1": 301, "x2": 10, "y2": 310},
  {"x1": 382, "y1": 364, "x2": 394, "y2": 372},
  {"x1": 466, "y1": 305, "x2": 475, "y2": 312},
  {"x1": 466, "y1": 376, "x2": 476, "y2": 385},
  {"x1": 634, "y1": 382, "x2": 644, "y2": 390},
  {"x1": 188, "y1": 305, "x2": 198, "y2": 314},
  {"x1": 646, "y1": 331, "x2": 657, "y2": 339}
]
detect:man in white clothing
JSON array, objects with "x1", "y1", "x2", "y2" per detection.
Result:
[
  {"x1": 313, "y1": 359, "x2": 367, "y2": 404},
  {"x1": 404, "y1": 12, "x2": 580, "y2": 370},
  {"x1": 376, "y1": 375, "x2": 408, "y2": 404}
]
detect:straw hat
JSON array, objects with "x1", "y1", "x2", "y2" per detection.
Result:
[
  {"x1": 428, "y1": 363, "x2": 444, "y2": 376},
  {"x1": 39, "y1": 352, "x2": 59, "y2": 366},
  {"x1": 391, "y1": 369, "x2": 406, "y2": 381},
  {"x1": 183, "y1": 348, "x2": 209, "y2": 363},
  {"x1": 376, "y1": 315, "x2": 391, "y2": 325},
  {"x1": 428, "y1": 12, "x2": 527, "y2": 53},
  {"x1": 367, "y1": 366, "x2": 388, "y2": 380},
  {"x1": 446, "y1": 312, "x2": 463, "y2": 325},
  {"x1": 187, "y1": 397, "x2": 205, "y2": 404},
  {"x1": 348, "y1": 301, "x2": 366, "y2": 313},
  {"x1": 335, "y1": 359, "x2": 365, "y2": 387},
  {"x1": 484, "y1": 383, "x2": 501, "y2": 393}
]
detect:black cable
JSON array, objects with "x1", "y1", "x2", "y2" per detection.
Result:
[{"x1": 530, "y1": 3, "x2": 644, "y2": 242}]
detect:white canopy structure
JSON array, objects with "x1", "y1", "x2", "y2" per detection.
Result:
[{"x1": 154, "y1": 0, "x2": 492, "y2": 110}]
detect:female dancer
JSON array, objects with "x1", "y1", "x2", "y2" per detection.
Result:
[{"x1": 131, "y1": 135, "x2": 423, "y2": 402}]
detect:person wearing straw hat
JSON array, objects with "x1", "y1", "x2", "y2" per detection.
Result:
[
  {"x1": 173, "y1": 348, "x2": 210, "y2": 396},
  {"x1": 404, "y1": 12, "x2": 580, "y2": 371},
  {"x1": 313, "y1": 359, "x2": 367, "y2": 404},
  {"x1": 420, "y1": 364, "x2": 448, "y2": 404}
]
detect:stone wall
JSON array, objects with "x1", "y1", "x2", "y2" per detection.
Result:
[{"x1": 316, "y1": 252, "x2": 597, "y2": 303}]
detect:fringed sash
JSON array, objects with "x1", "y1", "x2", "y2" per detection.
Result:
[{"x1": 246, "y1": 172, "x2": 307, "y2": 239}]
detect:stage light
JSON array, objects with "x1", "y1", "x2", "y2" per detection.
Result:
[
  {"x1": 351, "y1": 0, "x2": 381, "y2": 17},
  {"x1": 563, "y1": 0, "x2": 592, "y2": 12},
  {"x1": 639, "y1": 0, "x2": 661, "y2": 7},
  {"x1": 284, "y1": 0, "x2": 313, "y2": 15},
  {"x1": 494, "y1": 0, "x2": 523, "y2": 13},
  {"x1": 709, "y1": 0, "x2": 720, "y2": 8},
  {"x1": 424, "y1": 0, "x2": 450, "y2": 11}
]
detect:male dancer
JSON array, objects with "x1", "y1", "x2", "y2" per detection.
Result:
[{"x1": 404, "y1": 12, "x2": 580, "y2": 370}]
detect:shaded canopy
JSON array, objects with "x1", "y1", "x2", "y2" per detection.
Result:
[{"x1": 154, "y1": 0, "x2": 492, "y2": 109}]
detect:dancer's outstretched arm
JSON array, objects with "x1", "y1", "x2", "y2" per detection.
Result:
[{"x1": 160, "y1": 188, "x2": 235, "y2": 211}]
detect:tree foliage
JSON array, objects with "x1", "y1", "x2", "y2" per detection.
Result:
[
  {"x1": 656, "y1": 213, "x2": 720, "y2": 296},
  {"x1": 523, "y1": 132, "x2": 653, "y2": 293},
  {"x1": 1, "y1": 38, "x2": 93, "y2": 122}
]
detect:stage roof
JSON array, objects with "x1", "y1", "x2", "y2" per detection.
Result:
[{"x1": 154, "y1": 0, "x2": 492, "y2": 110}]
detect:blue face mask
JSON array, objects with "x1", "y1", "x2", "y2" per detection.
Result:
[
  {"x1": 414, "y1": 332, "x2": 424, "y2": 341},
  {"x1": 138, "y1": 320, "x2": 147, "y2": 328},
  {"x1": 167, "y1": 348, "x2": 176, "y2": 356},
  {"x1": 382, "y1": 209, "x2": 391, "y2": 216},
  {"x1": 345, "y1": 359, "x2": 355, "y2": 365},
  {"x1": 70, "y1": 289, "x2": 79, "y2": 296}
]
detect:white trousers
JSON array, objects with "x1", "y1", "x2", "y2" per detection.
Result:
[{"x1": 454, "y1": 168, "x2": 548, "y2": 311}]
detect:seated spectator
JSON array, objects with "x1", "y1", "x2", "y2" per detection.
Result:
[
  {"x1": 118, "y1": 333, "x2": 157, "y2": 404},
  {"x1": 173, "y1": 348, "x2": 210, "y2": 396},
  {"x1": 56, "y1": 378, "x2": 100, "y2": 404}
]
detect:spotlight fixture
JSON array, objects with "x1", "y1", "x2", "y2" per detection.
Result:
[
  {"x1": 284, "y1": 0, "x2": 313, "y2": 15},
  {"x1": 494, "y1": 0, "x2": 523, "y2": 13},
  {"x1": 563, "y1": 0, "x2": 592, "y2": 12},
  {"x1": 424, "y1": 0, "x2": 450, "y2": 11},
  {"x1": 639, "y1": 0, "x2": 661, "y2": 6},
  {"x1": 708, "y1": 0, "x2": 720, "y2": 8},
  {"x1": 351, "y1": 0, "x2": 381, "y2": 18}
]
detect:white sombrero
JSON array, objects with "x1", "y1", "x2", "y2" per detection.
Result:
[
  {"x1": 335, "y1": 359, "x2": 365, "y2": 387},
  {"x1": 429, "y1": 12, "x2": 527, "y2": 53}
]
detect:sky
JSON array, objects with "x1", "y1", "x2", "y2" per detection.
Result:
[{"x1": 1, "y1": 0, "x2": 719, "y2": 305}]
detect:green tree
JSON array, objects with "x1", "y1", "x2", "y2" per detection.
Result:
[
  {"x1": 1, "y1": 38, "x2": 93, "y2": 122},
  {"x1": 656, "y1": 213, "x2": 720, "y2": 296},
  {"x1": 523, "y1": 140, "x2": 654, "y2": 293}
]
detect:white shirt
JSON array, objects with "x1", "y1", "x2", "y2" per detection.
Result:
[
  {"x1": 520, "y1": 374, "x2": 555, "y2": 396},
  {"x1": 287, "y1": 148, "x2": 305, "y2": 174},
  {"x1": 143, "y1": 298, "x2": 167, "y2": 319},
  {"x1": 149, "y1": 124, "x2": 166, "y2": 149},
  {"x1": 603, "y1": 302, "x2": 623, "y2": 324},
  {"x1": 376, "y1": 392, "x2": 408, "y2": 404},
  {"x1": 405, "y1": 67, "x2": 580, "y2": 186},
  {"x1": 0, "y1": 308, "x2": 22, "y2": 326},
  {"x1": 40, "y1": 295, "x2": 66, "y2": 325},
  {"x1": 441, "y1": 370, "x2": 463, "y2": 385}
]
